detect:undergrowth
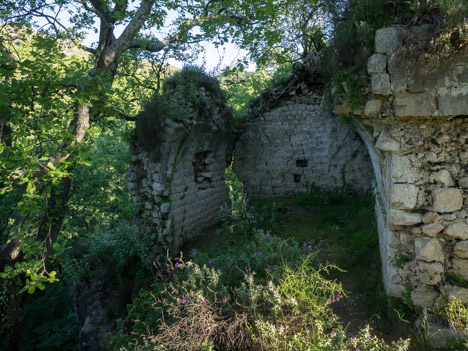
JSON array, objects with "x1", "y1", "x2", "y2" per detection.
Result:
[{"x1": 108, "y1": 190, "x2": 411, "y2": 351}]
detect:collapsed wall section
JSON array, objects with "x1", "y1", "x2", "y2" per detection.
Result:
[
  {"x1": 127, "y1": 71, "x2": 236, "y2": 258},
  {"x1": 233, "y1": 92, "x2": 374, "y2": 198},
  {"x1": 351, "y1": 26, "x2": 468, "y2": 307}
]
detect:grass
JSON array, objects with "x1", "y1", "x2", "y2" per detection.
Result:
[{"x1": 191, "y1": 189, "x2": 413, "y2": 341}]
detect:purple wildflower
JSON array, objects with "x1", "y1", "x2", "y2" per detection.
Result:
[
  {"x1": 258, "y1": 252, "x2": 263, "y2": 257},
  {"x1": 269, "y1": 277, "x2": 273, "y2": 281},
  {"x1": 208, "y1": 260, "x2": 213, "y2": 264},
  {"x1": 266, "y1": 233, "x2": 270, "y2": 238},
  {"x1": 183, "y1": 297, "x2": 188, "y2": 303},
  {"x1": 192, "y1": 267, "x2": 197, "y2": 271},
  {"x1": 303, "y1": 242, "x2": 307, "y2": 247},
  {"x1": 267, "y1": 265, "x2": 271, "y2": 271},
  {"x1": 251, "y1": 253, "x2": 256, "y2": 258},
  {"x1": 307, "y1": 245, "x2": 312, "y2": 251},
  {"x1": 201, "y1": 300, "x2": 207, "y2": 305},
  {"x1": 175, "y1": 262, "x2": 179, "y2": 267}
]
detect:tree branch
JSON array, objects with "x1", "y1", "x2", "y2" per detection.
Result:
[
  {"x1": 128, "y1": 38, "x2": 166, "y2": 52},
  {"x1": 74, "y1": 0, "x2": 113, "y2": 28},
  {"x1": 106, "y1": 0, "x2": 155, "y2": 63},
  {"x1": 0, "y1": 37, "x2": 20, "y2": 71}
]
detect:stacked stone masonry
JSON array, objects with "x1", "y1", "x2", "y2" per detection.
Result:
[
  {"x1": 127, "y1": 114, "x2": 236, "y2": 258},
  {"x1": 233, "y1": 93, "x2": 374, "y2": 199},
  {"x1": 352, "y1": 25, "x2": 468, "y2": 308}
]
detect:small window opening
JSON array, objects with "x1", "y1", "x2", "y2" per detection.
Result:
[
  {"x1": 294, "y1": 174, "x2": 301, "y2": 183},
  {"x1": 296, "y1": 159, "x2": 308, "y2": 167}
]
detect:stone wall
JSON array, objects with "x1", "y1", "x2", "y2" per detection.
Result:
[
  {"x1": 233, "y1": 93, "x2": 374, "y2": 199},
  {"x1": 127, "y1": 76, "x2": 236, "y2": 257},
  {"x1": 351, "y1": 26, "x2": 468, "y2": 307}
]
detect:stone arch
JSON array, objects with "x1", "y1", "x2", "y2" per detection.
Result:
[{"x1": 341, "y1": 26, "x2": 468, "y2": 307}]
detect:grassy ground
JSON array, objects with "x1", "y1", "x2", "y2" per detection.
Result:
[{"x1": 191, "y1": 189, "x2": 423, "y2": 347}]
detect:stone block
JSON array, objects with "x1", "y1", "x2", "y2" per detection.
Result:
[
  {"x1": 375, "y1": 27, "x2": 402, "y2": 55},
  {"x1": 452, "y1": 258, "x2": 468, "y2": 271},
  {"x1": 390, "y1": 209, "x2": 422, "y2": 226},
  {"x1": 454, "y1": 241, "x2": 468, "y2": 259},
  {"x1": 367, "y1": 53, "x2": 387, "y2": 73},
  {"x1": 418, "y1": 261, "x2": 444, "y2": 285},
  {"x1": 432, "y1": 188, "x2": 463, "y2": 213},
  {"x1": 415, "y1": 237, "x2": 444, "y2": 262},
  {"x1": 391, "y1": 155, "x2": 414, "y2": 182},
  {"x1": 411, "y1": 289, "x2": 439, "y2": 308},
  {"x1": 376, "y1": 131, "x2": 400, "y2": 152},
  {"x1": 391, "y1": 183, "x2": 418, "y2": 210},
  {"x1": 394, "y1": 92, "x2": 437, "y2": 117},
  {"x1": 160, "y1": 202, "x2": 171, "y2": 214},
  {"x1": 434, "y1": 170, "x2": 455, "y2": 187},
  {"x1": 371, "y1": 73, "x2": 391, "y2": 96},
  {"x1": 364, "y1": 99, "x2": 382, "y2": 116},
  {"x1": 153, "y1": 182, "x2": 164, "y2": 194},
  {"x1": 459, "y1": 176, "x2": 468, "y2": 189},
  {"x1": 437, "y1": 92, "x2": 468, "y2": 116},
  {"x1": 422, "y1": 223, "x2": 444, "y2": 237},
  {"x1": 423, "y1": 212, "x2": 441, "y2": 224},
  {"x1": 444, "y1": 286, "x2": 468, "y2": 304},
  {"x1": 426, "y1": 320, "x2": 459, "y2": 348}
]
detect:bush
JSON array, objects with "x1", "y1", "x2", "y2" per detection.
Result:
[
  {"x1": 110, "y1": 226, "x2": 409, "y2": 351},
  {"x1": 135, "y1": 66, "x2": 233, "y2": 152}
]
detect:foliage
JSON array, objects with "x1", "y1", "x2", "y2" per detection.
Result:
[
  {"x1": 20, "y1": 284, "x2": 79, "y2": 351},
  {"x1": 0, "y1": 26, "x2": 91, "y2": 292},
  {"x1": 435, "y1": 297, "x2": 468, "y2": 338},
  {"x1": 220, "y1": 68, "x2": 272, "y2": 118},
  {"x1": 111, "y1": 221, "x2": 409, "y2": 351},
  {"x1": 135, "y1": 66, "x2": 233, "y2": 152},
  {"x1": 220, "y1": 64, "x2": 295, "y2": 118}
]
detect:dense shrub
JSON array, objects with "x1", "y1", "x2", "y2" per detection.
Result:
[
  {"x1": 135, "y1": 66, "x2": 233, "y2": 152},
  {"x1": 109, "y1": 226, "x2": 410, "y2": 351}
]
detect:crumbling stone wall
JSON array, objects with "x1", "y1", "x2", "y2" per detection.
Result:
[
  {"x1": 127, "y1": 71, "x2": 236, "y2": 257},
  {"x1": 233, "y1": 92, "x2": 374, "y2": 198},
  {"x1": 350, "y1": 26, "x2": 468, "y2": 307}
]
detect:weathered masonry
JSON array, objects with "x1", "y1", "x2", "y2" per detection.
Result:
[
  {"x1": 349, "y1": 26, "x2": 468, "y2": 307},
  {"x1": 127, "y1": 71, "x2": 375, "y2": 258},
  {"x1": 233, "y1": 92, "x2": 373, "y2": 199},
  {"x1": 127, "y1": 72, "x2": 237, "y2": 258}
]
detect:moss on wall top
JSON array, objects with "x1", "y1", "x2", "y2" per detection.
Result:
[{"x1": 135, "y1": 66, "x2": 233, "y2": 152}]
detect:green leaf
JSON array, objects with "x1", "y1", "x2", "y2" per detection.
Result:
[
  {"x1": 5, "y1": 265, "x2": 13, "y2": 273},
  {"x1": 26, "y1": 182, "x2": 35, "y2": 194}
]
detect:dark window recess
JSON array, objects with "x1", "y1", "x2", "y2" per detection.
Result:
[
  {"x1": 296, "y1": 159, "x2": 308, "y2": 167},
  {"x1": 193, "y1": 151, "x2": 213, "y2": 190},
  {"x1": 293, "y1": 174, "x2": 301, "y2": 183}
]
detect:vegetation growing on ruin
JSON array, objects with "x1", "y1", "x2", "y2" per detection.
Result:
[
  {"x1": 135, "y1": 66, "x2": 233, "y2": 152},
  {"x1": 1, "y1": 0, "x2": 468, "y2": 350}
]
